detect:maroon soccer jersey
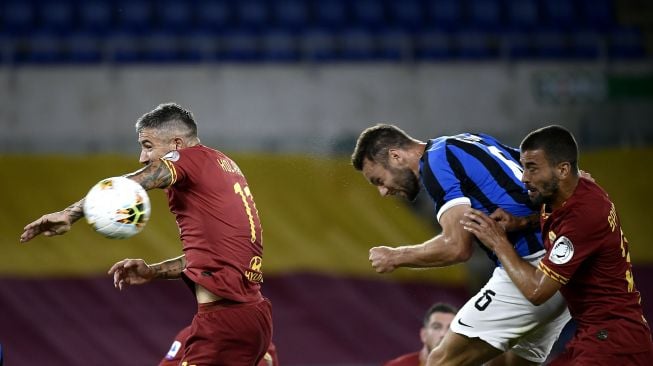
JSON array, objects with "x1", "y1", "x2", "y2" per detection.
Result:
[
  {"x1": 538, "y1": 178, "x2": 652, "y2": 354},
  {"x1": 384, "y1": 352, "x2": 421, "y2": 366},
  {"x1": 161, "y1": 145, "x2": 264, "y2": 303}
]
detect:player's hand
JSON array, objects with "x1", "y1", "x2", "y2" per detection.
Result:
[
  {"x1": 369, "y1": 246, "x2": 398, "y2": 273},
  {"x1": 461, "y1": 209, "x2": 509, "y2": 251},
  {"x1": 489, "y1": 208, "x2": 522, "y2": 232},
  {"x1": 20, "y1": 211, "x2": 73, "y2": 243},
  {"x1": 108, "y1": 259, "x2": 156, "y2": 290}
]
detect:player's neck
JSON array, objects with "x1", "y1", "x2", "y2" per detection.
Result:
[{"x1": 551, "y1": 176, "x2": 579, "y2": 210}]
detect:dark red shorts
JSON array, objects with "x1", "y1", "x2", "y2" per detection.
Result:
[
  {"x1": 548, "y1": 344, "x2": 653, "y2": 366},
  {"x1": 180, "y1": 297, "x2": 273, "y2": 366}
]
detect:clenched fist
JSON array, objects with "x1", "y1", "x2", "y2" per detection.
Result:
[{"x1": 369, "y1": 246, "x2": 398, "y2": 273}]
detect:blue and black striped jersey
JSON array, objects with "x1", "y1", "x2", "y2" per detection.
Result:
[{"x1": 419, "y1": 133, "x2": 545, "y2": 266}]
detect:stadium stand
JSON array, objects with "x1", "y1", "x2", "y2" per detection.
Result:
[{"x1": 0, "y1": 0, "x2": 650, "y2": 63}]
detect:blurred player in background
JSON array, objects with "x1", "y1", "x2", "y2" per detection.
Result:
[
  {"x1": 351, "y1": 124, "x2": 570, "y2": 366},
  {"x1": 462, "y1": 125, "x2": 653, "y2": 365},
  {"x1": 160, "y1": 325, "x2": 279, "y2": 366},
  {"x1": 384, "y1": 303, "x2": 457, "y2": 366},
  {"x1": 20, "y1": 103, "x2": 272, "y2": 365}
]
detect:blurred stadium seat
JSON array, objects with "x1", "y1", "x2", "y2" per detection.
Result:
[
  {"x1": 261, "y1": 28, "x2": 300, "y2": 61},
  {"x1": 505, "y1": 0, "x2": 539, "y2": 31},
  {"x1": 66, "y1": 30, "x2": 104, "y2": 63},
  {"x1": 0, "y1": 0, "x2": 648, "y2": 64},
  {"x1": 2, "y1": 0, "x2": 36, "y2": 35},
  {"x1": 38, "y1": 0, "x2": 75, "y2": 33},
  {"x1": 272, "y1": 0, "x2": 310, "y2": 31},
  {"x1": 78, "y1": 0, "x2": 113, "y2": 34},
  {"x1": 425, "y1": 0, "x2": 464, "y2": 31}
]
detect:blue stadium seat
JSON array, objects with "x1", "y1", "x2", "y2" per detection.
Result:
[
  {"x1": 2, "y1": 0, "x2": 36, "y2": 35},
  {"x1": 157, "y1": 0, "x2": 194, "y2": 31},
  {"x1": 17, "y1": 30, "x2": 65, "y2": 63},
  {"x1": 467, "y1": 0, "x2": 502, "y2": 31},
  {"x1": 541, "y1": 0, "x2": 576, "y2": 29},
  {"x1": 106, "y1": 30, "x2": 143, "y2": 62},
  {"x1": 300, "y1": 27, "x2": 339, "y2": 61},
  {"x1": 339, "y1": 27, "x2": 377, "y2": 60},
  {"x1": 181, "y1": 30, "x2": 219, "y2": 61},
  {"x1": 569, "y1": 30, "x2": 602, "y2": 59},
  {"x1": 218, "y1": 29, "x2": 262, "y2": 61},
  {"x1": 142, "y1": 31, "x2": 181, "y2": 62},
  {"x1": 272, "y1": 0, "x2": 310, "y2": 31},
  {"x1": 195, "y1": 0, "x2": 233, "y2": 32},
  {"x1": 115, "y1": 0, "x2": 153, "y2": 32},
  {"x1": 533, "y1": 29, "x2": 570, "y2": 59},
  {"x1": 424, "y1": 0, "x2": 463, "y2": 31},
  {"x1": 501, "y1": 31, "x2": 534, "y2": 59},
  {"x1": 66, "y1": 30, "x2": 103, "y2": 63},
  {"x1": 387, "y1": 0, "x2": 423, "y2": 31},
  {"x1": 505, "y1": 0, "x2": 539, "y2": 31},
  {"x1": 578, "y1": 0, "x2": 613, "y2": 31},
  {"x1": 261, "y1": 29, "x2": 300, "y2": 61},
  {"x1": 350, "y1": 0, "x2": 386, "y2": 30},
  {"x1": 455, "y1": 30, "x2": 498, "y2": 59},
  {"x1": 608, "y1": 27, "x2": 645, "y2": 59},
  {"x1": 377, "y1": 28, "x2": 412, "y2": 61},
  {"x1": 313, "y1": 0, "x2": 348, "y2": 29},
  {"x1": 78, "y1": 0, "x2": 113, "y2": 33},
  {"x1": 38, "y1": 0, "x2": 75, "y2": 33},
  {"x1": 234, "y1": 0, "x2": 270, "y2": 30},
  {"x1": 414, "y1": 28, "x2": 453, "y2": 60}
]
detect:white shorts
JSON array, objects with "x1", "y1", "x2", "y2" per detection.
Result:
[{"x1": 450, "y1": 258, "x2": 571, "y2": 363}]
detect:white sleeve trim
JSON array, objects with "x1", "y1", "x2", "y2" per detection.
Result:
[{"x1": 436, "y1": 197, "x2": 472, "y2": 223}]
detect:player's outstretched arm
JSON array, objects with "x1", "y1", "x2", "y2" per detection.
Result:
[
  {"x1": 108, "y1": 255, "x2": 186, "y2": 290},
  {"x1": 20, "y1": 199, "x2": 85, "y2": 243},
  {"x1": 369, "y1": 205, "x2": 475, "y2": 273},
  {"x1": 461, "y1": 209, "x2": 560, "y2": 305},
  {"x1": 20, "y1": 159, "x2": 171, "y2": 243},
  {"x1": 124, "y1": 159, "x2": 173, "y2": 191}
]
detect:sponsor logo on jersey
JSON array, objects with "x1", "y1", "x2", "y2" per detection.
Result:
[
  {"x1": 245, "y1": 256, "x2": 264, "y2": 283},
  {"x1": 162, "y1": 150, "x2": 181, "y2": 162},
  {"x1": 165, "y1": 340, "x2": 182, "y2": 360},
  {"x1": 549, "y1": 236, "x2": 574, "y2": 264}
]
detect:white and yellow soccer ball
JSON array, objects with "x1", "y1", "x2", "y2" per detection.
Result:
[{"x1": 83, "y1": 176, "x2": 151, "y2": 239}]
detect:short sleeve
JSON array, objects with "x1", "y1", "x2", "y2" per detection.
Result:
[
  {"x1": 421, "y1": 144, "x2": 471, "y2": 223},
  {"x1": 160, "y1": 150, "x2": 190, "y2": 186}
]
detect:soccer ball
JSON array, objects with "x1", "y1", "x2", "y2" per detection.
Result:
[{"x1": 83, "y1": 176, "x2": 151, "y2": 239}]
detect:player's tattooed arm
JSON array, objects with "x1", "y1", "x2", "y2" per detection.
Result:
[
  {"x1": 124, "y1": 159, "x2": 172, "y2": 190},
  {"x1": 63, "y1": 199, "x2": 86, "y2": 223},
  {"x1": 151, "y1": 255, "x2": 186, "y2": 279}
]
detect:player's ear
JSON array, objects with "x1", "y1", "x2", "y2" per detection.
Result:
[
  {"x1": 173, "y1": 137, "x2": 184, "y2": 150},
  {"x1": 388, "y1": 148, "x2": 402, "y2": 163},
  {"x1": 557, "y1": 161, "x2": 572, "y2": 179}
]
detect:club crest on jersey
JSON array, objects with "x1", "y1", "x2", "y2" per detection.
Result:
[
  {"x1": 162, "y1": 150, "x2": 180, "y2": 162},
  {"x1": 549, "y1": 236, "x2": 574, "y2": 264}
]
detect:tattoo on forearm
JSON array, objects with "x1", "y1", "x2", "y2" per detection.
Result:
[
  {"x1": 126, "y1": 160, "x2": 172, "y2": 190},
  {"x1": 63, "y1": 199, "x2": 85, "y2": 223},
  {"x1": 153, "y1": 255, "x2": 186, "y2": 279}
]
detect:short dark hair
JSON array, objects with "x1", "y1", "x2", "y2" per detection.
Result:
[
  {"x1": 135, "y1": 103, "x2": 198, "y2": 138},
  {"x1": 520, "y1": 125, "x2": 578, "y2": 173},
  {"x1": 351, "y1": 124, "x2": 416, "y2": 170},
  {"x1": 423, "y1": 302, "x2": 457, "y2": 326}
]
